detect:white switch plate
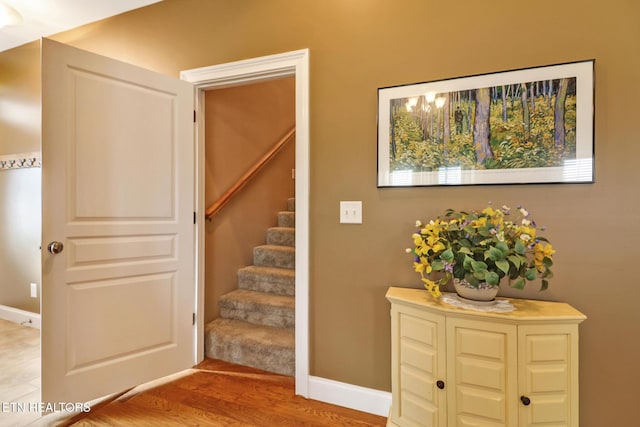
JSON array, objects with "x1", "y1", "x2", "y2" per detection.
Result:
[
  {"x1": 30, "y1": 283, "x2": 37, "y2": 298},
  {"x1": 340, "y1": 201, "x2": 362, "y2": 224}
]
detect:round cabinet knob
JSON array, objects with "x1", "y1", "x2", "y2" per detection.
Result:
[
  {"x1": 520, "y1": 396, "x2": 531, "y2": 406},
  {"x1": 48, "y1": 241, "x2": 64, "y2": 254},
  {"x1": 436, "y1": 380, "x2": 445, "y2": 390}
]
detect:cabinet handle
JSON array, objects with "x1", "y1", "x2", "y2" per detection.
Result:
[
  {"x1": 436, "y1": 380, "x2": 445, "y2": 390},
  {"x1": 520, "y1": 396, "x2": 531, "y2": 406}
]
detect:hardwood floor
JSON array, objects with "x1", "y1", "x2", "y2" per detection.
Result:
[
  {"x1": 0, "y1": 318, "x2": 41, "y2": 427},
  {"x1": 0, "y1": 321, "x2": 386, "y2": 426},
  {"x1": 62, "y1": 359, "x2": 387, "y2": 426}
]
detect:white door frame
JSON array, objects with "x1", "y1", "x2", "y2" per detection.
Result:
[{"x1": 180, "y1": 49, "x2": 311, "y2": 397}]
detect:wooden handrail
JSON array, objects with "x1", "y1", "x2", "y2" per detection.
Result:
[{"x1": 206, "y1": 127, "x2": 295, "y2": 220}]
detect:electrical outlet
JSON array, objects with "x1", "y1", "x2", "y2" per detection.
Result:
[
  {"x1": 339, "y1": 201, "x2": 362, "y2": 224},
  {"x1": 30, "y1": 283, "x2": 37, "y2": 298}
]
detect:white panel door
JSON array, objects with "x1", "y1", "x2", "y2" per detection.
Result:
[{"x1": 41, "y1": 38, "x2": 195, "y2": 403}]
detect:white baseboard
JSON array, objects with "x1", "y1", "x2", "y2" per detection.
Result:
[
  {"x1": 308, "y1": 375, "x2": 391, "y2": 417},
  {"x1": 0, "y1": 304, "x2": 40, "y2": 329}
]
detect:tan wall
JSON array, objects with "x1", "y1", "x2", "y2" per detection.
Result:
[
  {"x1": 0, "y1": 1, "x2": 639, "y2": 424},
  {"x1": 204, "y1": 78, "x2": 295, "y2": 322},
  {"x1": 0, "y1": 167, "x2": 41, "y2": 313},
  {"x1": 0, "y1": 42, "x2": 41, "y2": 313},
  {"x1": 0, "y1": 41, "x2": 40, "y2": 154}
]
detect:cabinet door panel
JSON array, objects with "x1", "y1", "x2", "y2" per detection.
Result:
[
  {"x1": 528, "y1": 365, "x2": 568, "y2": 393},
  {"x1": 391, "y1": 307, "x2": 446, "y2": 427},
  {"x1": 402, "y1": 364, "x2": 435, "y2": 402},
  {"x1": 457, "y1": 357, "x2": 505, "y2": 391},
  {"x1": 401, "y1": 312, "x2": 437, "y2": 345},
  {"x1": 447, "y1": 318, "x2": 517, "y2": 426},
  {"x1": 401, "y1": 339, "x2": 436, "y2": 373},
  {"x1": 530, "y1": 395, "x2": 568, "y2": 424},
  {"x1": 401, "y1": 392, "x2": 438, "y2": 427},
  {"x1": 519, "y1": 325, "x2": 577, "y2": 426},
  {"x1": 456, "y1": 328, "x2": 507, "y2": 360},
  {"x1": 456, "y1": 386, "x2": 506, "y2": 422}
]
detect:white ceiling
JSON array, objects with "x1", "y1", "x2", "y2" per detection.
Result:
[{"x1": 0, "y1": 0, "x2": 162, "y2": 53}]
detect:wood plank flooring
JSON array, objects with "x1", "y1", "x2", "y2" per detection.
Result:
[
  {"x1": 0, "y1": 318, "x2": 41, "y2": 427},
  {"x1": 62, "y1": 359, "x2": 387, "y2": 426},
  {"x1": 0, "y1": 320, "x2": 386, "y2": 426}
]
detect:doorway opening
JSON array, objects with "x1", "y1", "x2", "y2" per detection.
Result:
[{"x1": 182, "y1": 48, "x2": 310, "y2": 397}]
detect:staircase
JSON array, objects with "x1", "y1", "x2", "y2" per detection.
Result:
[{"x1": 205, "y1": 198, "x2": 295, "y2": 376}]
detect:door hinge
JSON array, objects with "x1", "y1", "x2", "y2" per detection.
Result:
[
  {"x1": 193, "y1": 110, "x2": 196, "y2": 123},
  {"x1": 192, "y1": 313, "x2": 196, "y2": 325},
  {"x1": 194, "y1": 211, "x2": 196, "y2": 224}
]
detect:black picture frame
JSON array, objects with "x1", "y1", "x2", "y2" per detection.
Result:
[{"x1": 377, "y1": 60, "x2": 595, "y2": 187}]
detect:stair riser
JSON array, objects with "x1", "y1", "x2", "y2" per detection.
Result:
[
  {"x1": 238, "y1": 270, "x2": 295, "y2": 296},
  {"x1": 287, "y1": 198, "x2": 295, "y2": 212},
  {"x1": 277, "y1": 212, "x2": 295, "y2": 228},
  {"x1": 219, "y1": 303, "x2": 294, "y2": 329},
  {"x1": 205, "y1": 335, "x2": 294, "y2": 377},
  {"x1": 266, "y1": 228, "x2": 295, "y2": 247},
  {"x1": 254, "y1": 247, "x2": 295, "y2": 269},
  {"x1": 205, "y1": 320, "x2": 295, "y2": 377}
]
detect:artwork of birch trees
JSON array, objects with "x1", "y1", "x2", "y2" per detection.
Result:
[{"x1": 389, "y1": 77, "x2": 577, "y2": 172}]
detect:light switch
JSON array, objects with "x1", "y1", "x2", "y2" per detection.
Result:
[{"x1": 340, "y1": 201, "x2": 362, "y2": 224}]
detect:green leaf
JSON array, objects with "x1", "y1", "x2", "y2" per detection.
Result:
[
  {"x1": 496, "y1": 259, "x2": 510, "y2": 275},
  {"x1": 515, "y1": 239, "x2": 526, "y2": 255},
  {"x1": 507, "y1": 255, "x2": 523, "y2": 269},
  {"x1": 463, "y1": 255, "x2": 473, "y2": 270},
  {"x1": 459, "y1": 246, "x2": 473, "y2": 255},
  {"x1": 541, "y1": 269, "x2": 554, "y2": 279},
  {"x1": 487, "y1": 246, "x2": 505, "y2": 261},
  {"x1": 496, "y1": 241, "x2": 510, "y2": 254},
  {"x1": 485, "y1": 271, "x2": 500, "y2": 286},
  {"x1": 540, "y1": 279, "x2": 549, "y2": 291},
  {"x1": 459, "y1": 238, "x2": 472, "y2": 248},
  {"x1": 525, "y1": 268, "x2": 538, "y2": 281},
  {"x1": 478, "y1": 226, "x2": 491, "y2": 237},
  {"x1": 473, "y1": 270, "x2": 486, "y2": 280},
  {"x1": 511, "y1": 278, "x2": 525, "y2": 290},
  {"x1": 471, "y1": 261, "x2": 488, "y2": 272},
  {"x1": 431, "y1": 259, "x2": 444, "y2": 271},
  {"x1": 440, "y1": 248, "x2": 454, "y2": 262}
]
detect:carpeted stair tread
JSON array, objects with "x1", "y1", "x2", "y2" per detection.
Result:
[
  {"x1": 266, "y1": 227, "x2": 295, "y2": 247},
  {"x1": 253, "y1": 245, "x2": 295, "y2": 269},
  {"x1": 205, "y1": 318, "x2": 294, "y2": 376},
  {"x1": 287, "y1": 198, "x2": 295, "y2": 212},
  {"x1": 219, "y1": 289, "x2": 294, "y2": 328},
  {"x1": 238, "y1": 265, "x2": 295, "y2": 296}
]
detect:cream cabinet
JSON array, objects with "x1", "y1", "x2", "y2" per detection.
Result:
[{"x1": 386, "y1": 287, "x2": 586, "y2": 427}]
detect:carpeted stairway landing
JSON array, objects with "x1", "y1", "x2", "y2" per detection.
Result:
[{"x1": 205, "y1": 198, "x2": 295, "y2": 376}]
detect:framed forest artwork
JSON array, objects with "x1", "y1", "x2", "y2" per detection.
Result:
[{"x1": 377, "y1": 60, "x2": 594, "y2": 187}]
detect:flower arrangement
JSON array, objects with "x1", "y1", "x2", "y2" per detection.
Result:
[{"x1": 407, "y1": 204, "x2": 555, "y2": 298}]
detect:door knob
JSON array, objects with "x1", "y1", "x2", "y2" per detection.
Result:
[{"x1": 48, "y1": 241, "x2": 64, "y2": 254}]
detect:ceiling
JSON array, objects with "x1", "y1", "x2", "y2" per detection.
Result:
[{"x1": 0, "y1": 0, "x2": 162, "y2": 53}]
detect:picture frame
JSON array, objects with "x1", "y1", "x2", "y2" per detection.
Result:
[{"x1": 377, "y1": 60, "x2": 594, "y2": 187}]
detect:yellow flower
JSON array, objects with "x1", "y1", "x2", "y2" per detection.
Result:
[
  {"x1": 533, "y1": 242, "x2": 555, "y2": 270},
  {"x1": 432, "y1": 241, "x2": 446, "y2": 252},
  {"x1": 421, "y1": 276, "x2": 442, "y2": 298},
  {"x1": 519, "y1": 226, "x2": 537, "y2": 241}
]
